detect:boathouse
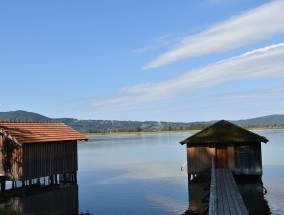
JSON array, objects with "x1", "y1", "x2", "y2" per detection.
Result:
[
  {"x1": 180, "y1": 120, "x2": 268, "y2": 178},
  {"x1": 0, "y1": 121, "x2": 87, "y2": 190}
]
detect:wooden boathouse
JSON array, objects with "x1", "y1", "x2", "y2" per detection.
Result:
[
  {"x1": 0, "y1": 121, "x2": 87, "y2": 190},
  {"x1": 180, "y1": 120, "x2": 268, "y2": 180}
]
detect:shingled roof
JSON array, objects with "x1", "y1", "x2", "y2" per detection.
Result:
[
  {"x1": 180, "y1": 120, "x2": 268, "y2": 145},
  {"x1": 0, "y1": 121, "x2": 87, "y2": 145}
]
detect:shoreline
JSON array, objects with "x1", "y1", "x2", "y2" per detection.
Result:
[
  {"x1": 83, "y1": 130, "x2": 200, "y2": 135},
  {"x1": 82, "y1": 127, "x2": 284, "y2": 136}
]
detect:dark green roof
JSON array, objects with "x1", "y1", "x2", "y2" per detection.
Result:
[{"x1": 180, "y1": 120, "x2": 268, "y2": 145}]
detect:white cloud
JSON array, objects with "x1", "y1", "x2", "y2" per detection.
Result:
[
  {"x1": 90, "y1": 43, "x2": 284, "y2": 109},
  {"x1": 143, "y1": 0, "x2": 284, "y2": 69},
  {"x1": 133, "y1": 34, "x2": 184, "y2": 54},
  {"x1": 215, "y1": 86, "x2": 284, "y2": 100}
]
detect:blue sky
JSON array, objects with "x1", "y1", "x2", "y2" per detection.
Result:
[{"x1": 1, "y1": 0, "x2": 284, "y2": 122}]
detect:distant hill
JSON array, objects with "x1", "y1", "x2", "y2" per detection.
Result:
[
  {"x1": 234, "y1": 115, "x2": 284, "y2": 127},
  {"x1": 0, "y1": 110, "x2": 284, "y2": 133},
  {"x1": 0, "y1": 110, "x2": 52, "y2": 121}
]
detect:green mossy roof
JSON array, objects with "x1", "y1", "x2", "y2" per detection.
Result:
[{"x1": 180, "y1": 120, "x2": 268, "y2": 145}]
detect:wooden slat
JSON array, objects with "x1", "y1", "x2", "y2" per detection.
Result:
[
  {"x1": 209, "y1": 158, "x2": 249, "y2": 215},
  {"x1": 216, "y1": 169, "x2": 249, "y2": 215}
]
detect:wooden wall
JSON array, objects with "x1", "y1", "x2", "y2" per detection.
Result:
[
  {"x1": 0, "y1": 136, "x2": 23, "y2": 180},
  {"x1": 187, "y1": 145, "x2": 215, "y2": 174},
  {"x1": 0, "y1": 138, "x2": 78, "y2": 181},
  {"x1": 227, "y1": 144, "x2": 235, "y2": 171},
  {"x1": 234, "y1": 143, "x2": 262, "y2": 175},
  {"x1": 187, "y1": 142, "x2": 263, "y2": 176},
  {"x1": 22, "y1": 140, "x2": 78, "y2": 180}
]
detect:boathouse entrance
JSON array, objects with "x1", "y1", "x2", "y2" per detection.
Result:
[{"x1": 216, "y1": 146, "x2": 228, "y2": 169}]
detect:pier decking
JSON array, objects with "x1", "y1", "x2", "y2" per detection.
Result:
[{"x1": 209, "y1": 159, "x2": 249, "y2": 215}]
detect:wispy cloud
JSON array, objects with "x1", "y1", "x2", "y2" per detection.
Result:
[
  {"x1": 91, "y1": 43, "x2": 284, "y2": 109},
  {"x1": 143, "y1": 0, "x2": 284, "y2": 69},
  {"x1": 133, "y1": 34, "x2": 184, "y2": 54},
  {"x1": 215, "y1": 86, "x2": 284, "y2": 100}
]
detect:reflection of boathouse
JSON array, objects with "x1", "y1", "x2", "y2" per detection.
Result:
[
  {"x1": 0, "y1": 183, "x2": 79, "y2": 215},
  {"x1": 180, "y1": 120, "x2": 268, "y2": 179},
  {"x1": 0, "y1": 121, "x2": 87, "y2": 190}
]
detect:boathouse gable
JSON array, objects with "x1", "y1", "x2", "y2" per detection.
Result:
[
  {"x1": 180, "y1": 120, "x2": 268, "y2": 176},
  {"x1": 0, "y1": 121, "x2": 87, "y2": 183}
]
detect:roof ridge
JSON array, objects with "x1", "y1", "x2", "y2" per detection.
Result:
[
  {"x1": 0, "y1": 120, "x2": 64, "y2": 123},
  {"x1": 180, "y1": 119, "x2": 268, "y2": 145}
]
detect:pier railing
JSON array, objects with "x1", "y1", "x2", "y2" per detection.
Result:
[{"x1": 209, "y1": 157, "x2": 216, "y2": 215}]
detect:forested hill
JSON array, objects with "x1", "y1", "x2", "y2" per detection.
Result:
[{"x1": 0, "y1": 110, "x2": 284, "y2": 133}]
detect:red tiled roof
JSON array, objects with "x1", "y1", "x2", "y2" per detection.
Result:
[{"x1": 0, "y1": 121, "x2": 88, "y2": 144}]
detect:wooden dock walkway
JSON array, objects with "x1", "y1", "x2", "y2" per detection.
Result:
[{"x1": 209, "y1": 158, "x2": 249, "y2": 215}]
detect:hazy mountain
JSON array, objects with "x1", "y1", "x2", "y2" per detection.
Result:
[{"x1": 0, "y1": 110, "x2": 284, "y2": 132}]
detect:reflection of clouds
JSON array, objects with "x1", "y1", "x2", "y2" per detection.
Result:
[
  {"x1": 265, "y1": 179, "x2": 284, "y2": 214},
  {"x1": 81, "y1": 160, "x2": 187, "y2": 185},
  {"x1": 78, "y1": 134, "x2": 188, "y2": 185},
  {"x1": 148, "y1": 194, "x2": 188, "y2": 215}
]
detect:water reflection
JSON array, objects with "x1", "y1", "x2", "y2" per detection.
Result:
[
  {"x1": 182, "y1": 180, "x2": 209, "y2": 215},
  {"x1": 236, "y1": 178, "x2": 271, "y2": 215},
  {"x1": 78, "y1": 133, "x2": 190, "y2": 214},
  {"x1": 0, "y1": 183, "x2": 79, "y2": 215},
  {"x1": 0, "y1": 131, "x2": 283, "y2": 214}
]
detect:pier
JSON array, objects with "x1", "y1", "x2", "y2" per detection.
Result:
[{"x1": 209, "y1": 158, "x2": 249, "y2": 215}]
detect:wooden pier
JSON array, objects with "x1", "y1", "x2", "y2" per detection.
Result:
[{"x1": 209, "y1": 158, "x2": 249, "y2": 215}]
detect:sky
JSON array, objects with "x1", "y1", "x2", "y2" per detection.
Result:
[{"x1": 1, "y1": 0, "x2": 284, "y2": 122}]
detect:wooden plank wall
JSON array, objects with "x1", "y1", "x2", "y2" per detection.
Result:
[
  {"x1": 227, "y1": 144, "x2": 235, "y2": 171},
  {"x1": 234, "y1": 143, "x2": 262, "y2": 175},
  {"x1": 187, "y1": 146, "x2": 215, "y2": 174},
  {"x1": 1, "y1": 137, "x2": 23, "y2": 180},
  {"x1": 22, "y1": 140, "x2": 78, "y2": 180}
]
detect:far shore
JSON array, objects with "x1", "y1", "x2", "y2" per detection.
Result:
[{"x1": 82, "y1": 127, "x2": 284, "y2": 136}]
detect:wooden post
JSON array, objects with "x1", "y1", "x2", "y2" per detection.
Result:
[
  {"x1": 49, "y1": 175, "x2": 54, "y2": 185},
  {"x1": 0, "y1": 177, "x2": 6, "y2": 191},
  {"x1": 55, "y1": 174, "x2": 58, "y2": 184}
]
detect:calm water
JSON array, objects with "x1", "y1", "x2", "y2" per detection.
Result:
[
  {"x1": 77, "y1": 130, "x2": 284, "y2": 215},
  {"x1": 1, "y1": 130, "x2": 284, "y2": 214}
]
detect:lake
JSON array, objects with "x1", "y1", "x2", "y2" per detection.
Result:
[
  {"x1": 78, "y1": 130, "x2": 284, "y2": 215},
  {"x1": 1, "y1": 130, "x2": 284, "y2": 214}
]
